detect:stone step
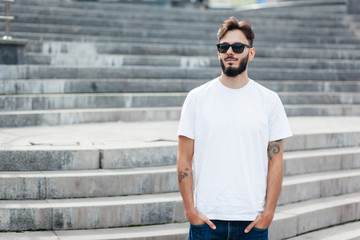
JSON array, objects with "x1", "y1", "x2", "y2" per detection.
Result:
[
  {"x1": 7, "y1": 0, "x2": 346, "y2": 16},
  {"x1": 2, "y1": 79, "x2": 360, "y2": 94},
  {"x1": 2, "y1": 219, "x2": 360, "y2": 240},
  {"x1": 3, "y1": 136, "x2": 360, "y2": 172},
  {"x1": 32, "y1": 41, "x2": 360, "y2": 59},
  {"x1": 256, "y1": 4, "x2": 346, "y2": 14},
  {"x1": 284, "y1": 104, "x2": 360, "y2": 117},
  {"x1": 1, "y1": 163, "x2": 360, "y2": 200},
  {"x1": 0, "y1": 107, "x2": 182, "y2": 128},
  {"x1": 269, "y1": 192, "x2": 360, "y2": 239},
  {"x1": 1, "y1": 92, "x2": 360, "y2": 111},
  {"x1": 10, "y1": 0, "x2": 345, "y2": 15},
  {"x1": 284, "y1": 147, "x2": 360, "y2": 176},
  {"x1": 0, "y1": 192, "x2": 186, "y2": 231},
  {"x1": 6, "y1": 17, "x2": 354, "y2": 39},
  {"x1": 1, "y1": 118, "x2": 360, "y2": 170},
  {"x1": 0, "y1": 222, "x2": 189, "y2": 240},
  {"x1": 0, "y1": 65, "x2": 359, "y2": 81},
  {"x1": 18, "y1": 32, "x2": 360, "y2": 50},
  {"x1": 25, "y1": 40, "x2": 360, "y2": 56},
  {"x1": 25, "y1": 53, "x2": 360, "y2": 71},
  {"x1": 7, "y1": 2, "x2": 348, "y2": 24},
  {"x1": 0, "y1": 165, "x2": 178, "y2": 200},
  {"x1": 1, "y1": 105, "x2": 360, "y2": 128},
  {"x1": 12, "y1": 13, "x2": 354, "y2": 36},
  {"x1": 278, "y1": 169, "x2": 360, "y2": 206},
  {"x1": 0, "y1": 191, "x2": 359, "y2": 235},
  {"x1": 7, "y1": 22, "x2": 348, "y2": 42},
  {"x1": 5, "y1": 23, "x2": 358, "y2": 44},
  {"x1": 255, "y1": 48, "x2": 360, "y2": 60},
  {"x1": 0, "y1": 93, "x2": 187, "y2": 111},
  {"x1": 286, "y1": 221, "x2": 360, "y2": 240}
]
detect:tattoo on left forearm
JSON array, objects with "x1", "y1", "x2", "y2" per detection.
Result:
[
  {"x1": 268, "y1": 140, "x2": 281, "y2": 161},
  {"x1": 178, "y1": 168, "x2": 191, "y2": 183}
]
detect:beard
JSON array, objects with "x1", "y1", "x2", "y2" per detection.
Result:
[{"x1": 220, "y1": 53, "x2": 249, "y2": 77}]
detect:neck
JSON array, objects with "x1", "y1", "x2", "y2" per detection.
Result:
[{"x1": 219, "y1": 72, "x2": 249, "y2": 89}]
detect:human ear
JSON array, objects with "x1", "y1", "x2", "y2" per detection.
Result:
[{"x1": 248, "y1": 48, "x2": 256, "y2": 61}]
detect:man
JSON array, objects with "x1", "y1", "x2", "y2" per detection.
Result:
[{"x1": 177, "y1": 17, "x2": 292, "y2": 240}]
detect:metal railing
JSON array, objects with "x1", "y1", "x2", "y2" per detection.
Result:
[{"x1": 1, "y1": 0, "x2": 14, "y2": 40}]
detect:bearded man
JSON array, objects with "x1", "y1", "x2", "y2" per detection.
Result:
[{"x1": 177, "y1": 17, "x2": 293, "y2": 240}]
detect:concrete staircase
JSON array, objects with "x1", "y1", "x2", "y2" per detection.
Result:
[
  {"x1": 1, "y1": 117, "x2": 360, "y2": 240},
  {"x1": 1, "y1": 0, "x2": 360, "y2": 127},
  {"x1": 0, "y1": 0, "x2": 360, "y2": 239}
]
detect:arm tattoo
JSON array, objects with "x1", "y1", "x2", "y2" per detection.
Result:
[
  {"x1": 267, "y1": 140, "x2": 281, "y2": 161},
  {"x1": 178, "y1": 168, "x2": 191, "y2": 183}
]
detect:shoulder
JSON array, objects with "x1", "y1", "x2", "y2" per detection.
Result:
[
  {"x1": 251, "y1": 79, "x2": 279, "y2": 100},
  {"x1": 187, "y1": 78, "x2": 218, "y2": 99},
  {"x1": 250, "y1": 80, "x2": 284, "y2": 114}
]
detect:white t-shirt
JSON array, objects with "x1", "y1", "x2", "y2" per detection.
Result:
[{"x1": 177, "y1": 77, "x2": 292, "y2": 221}]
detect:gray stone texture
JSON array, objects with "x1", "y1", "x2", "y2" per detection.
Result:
[
  {"x1": 0, "y1": 39, "x2": 27, "y2": 64},
  {"x1": 0, "y1": 0, "x2": 359, "y2": 128},
  {"x1": 347, "y1": 0, "x2": 360, "y2": 13},
  {"x1": 0, "y1": 149, "x2": 100, "y2": 171},
  {"x1": 102, "y1": 145, "x2": 177, "y2": 169}
]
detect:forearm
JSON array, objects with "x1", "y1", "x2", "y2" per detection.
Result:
[
  {"x1": 244, "y1": 139, "x2": 284, "y2": 233},
  {"x1": 177, "y1": 136, "x2": 196, "y2": 215},
  {"x1": 264, "y1": 139, "x2": 284, "y2": 216},
  {"x1": 177, "y1": 158, "x2": 195, "y2": 214},
  {"x1": 177, "y1": 136, "x2": 216, "y2": 229}
]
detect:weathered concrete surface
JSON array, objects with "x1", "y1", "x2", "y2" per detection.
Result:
[
  {"x1": 0, "y1": 107, "x2": 182, "y2": 128},
  {"x1": 284, "y1": 147, "x2": 360, "y2": 176},
  {"x1": 0, "y1": 192, "x2": 185, "y2": 231},
  {"x1": 0, "y1": 39, "x2": 27, "y2": 64},
  {"x1": 0, "y1": 149, "x2": 100, "y2": 171},
  {"x1": 0, "y1": 191, "x2": 359, "y2": 234},
  {"x1": 2, "y1": 166, "x2": 360, "y2": 202},
  {"x1": 287, "y1": 220, "x2": 360, "y2": 240},
  {"x1": 279, "y1": 169, "x2": 360, "y2": 205},
  {"x1": 1, "y1": 117, "x2": 360, "y2": 151},
  {"x1": 1, "y1": 106, "x2": 360, "y2": 128},
  {"x1": 0, "y1": 222, "x2": 189, "y2": 240},
  {"x1": 1, "y1": 92, "x2": 360, "y2": 112},
  {"x1": 2, "y1": 79, "x2": 360, "y2": 95},
  {"x1": 1, "y1": 65, "x2": 359, "y2": 81},
  {"x1": 269, "y1": 192, "x2": 360, "y2": 240},
  {"x1": 347, "y1": 0, "x2": 360, "y2": 13}
]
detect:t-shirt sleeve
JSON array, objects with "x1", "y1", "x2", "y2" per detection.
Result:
[
  {"x1": 177, "y1": 92, "x2": 196, "y2": 140},
  {"x1": 268, "y1": 93, "x2": 292, "y2": 141}
]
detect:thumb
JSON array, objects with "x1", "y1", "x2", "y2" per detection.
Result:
[{"x1": 244, "y1": 220, "x2": 256, "y2": 233}]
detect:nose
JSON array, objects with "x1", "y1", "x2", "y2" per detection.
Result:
[{"x1": 226, "y1": 46, "x2": 235, "y2": 54}]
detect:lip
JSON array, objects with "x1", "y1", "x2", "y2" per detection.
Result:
[{"x1": 225, "y1": 57, "x2": 238, "y2": 62}]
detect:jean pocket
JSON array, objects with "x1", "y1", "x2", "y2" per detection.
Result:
[
  {"x1": 190, "y1": 223, "x2": 207, "y2": 228},
  {"x1": 253, "y1": 226, "x2": 268, "y2": 232}
]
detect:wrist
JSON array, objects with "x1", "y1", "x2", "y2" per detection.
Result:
[
  {"x1": 262, "y1": 209, "x2": 274, "y2": 220},
  {"x1": 185, "y1": 208, "x2": 198, "y2": 219}
]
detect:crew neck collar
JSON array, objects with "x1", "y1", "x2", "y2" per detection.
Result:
[{"x1": 217, "y1": 77, "x2": 252, "y2": 92}]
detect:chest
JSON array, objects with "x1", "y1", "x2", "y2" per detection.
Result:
[{"x1": 196, "y1": 92, "x2": 269, "y2": 138}]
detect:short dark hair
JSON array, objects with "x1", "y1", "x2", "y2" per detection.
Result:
[{"x1": 217, "y1": 17, "x2": 255, "y2": 47}]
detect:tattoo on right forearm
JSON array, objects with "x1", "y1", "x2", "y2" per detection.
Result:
[
  {"x1": 178, "y1": 168, "x2": 191, "y2": 183},
  {"x1": 267, "y1": 139, "x2": 281, "y2": 161}
]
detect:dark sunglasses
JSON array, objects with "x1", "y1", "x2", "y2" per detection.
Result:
[{"x1": 216, "y1": 43, "x2": 252, "y2": 54}]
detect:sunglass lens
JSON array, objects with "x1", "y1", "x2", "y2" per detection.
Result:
[
  {"x1": 232, "y1": 44, "x2": 245, "y2": 53},
  {"x1": 218, "y1": 44, "x2": 230, "y2": 53}
]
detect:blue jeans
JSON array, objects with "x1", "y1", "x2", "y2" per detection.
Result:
[{"x1": 188, "y1": 220, "x2": 268, "y2": 240}]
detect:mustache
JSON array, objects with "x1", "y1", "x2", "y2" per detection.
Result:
[{"x1": 225, "y1": 57, "x2": 238, "y2": 60}]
